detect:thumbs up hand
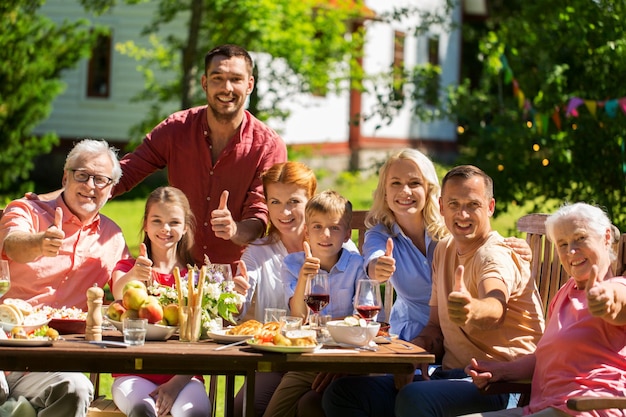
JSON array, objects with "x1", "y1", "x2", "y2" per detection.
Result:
[
  {"x1": 233, "y1": 260, "x2": 251, "y2": 296},
  {"x1": 41, "y1": 207, "x2": 65, "y2": 257},
  {"x1": 130, "y1": 242, "x2": 153, "y2": 284},
  {"x1": 211, "y1": 190, "x2": 237, "y2": 240},
  {"x1": 372, "y1": 238, "x2": 396, "y2": 282},
  {"x1": 448, "y1": 265, "x2": 474, "y2": 326},
  {"x1": 299, "y1": 241, "x2": 321, "y2": 280},
  {"x1": 586, "y1": 265, "x2": 617, "y2": 318}
]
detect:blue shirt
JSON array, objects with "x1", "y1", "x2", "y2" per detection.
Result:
[
  {"x1": 363, "y1": 223, "x2": 436, "y2": 341},
  {"x1": 281, "y1": 248, "x2": 367, "y2": 319}
]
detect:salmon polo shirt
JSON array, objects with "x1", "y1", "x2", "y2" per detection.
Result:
[{"x1": 0, "y1": 196, "x2": 130, "y2": 311}]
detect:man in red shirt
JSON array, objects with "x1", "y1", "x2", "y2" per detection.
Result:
[{"x1": 114, "y1": 44, "x2": 288, "y2": 265}]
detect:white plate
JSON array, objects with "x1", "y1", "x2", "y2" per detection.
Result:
[
  {"x1": 106, "y1": 316, "x2": 178, "y2": 341},
  {"x1": 207, "y1": 329, "x2": 254, "y2": 343},
  {"x1": 0, "y1": 338, "x2": 53, "y2": 347},
  {"x1": 246, "y1": 340, "x2": 321, "y2": 353},
  {"x1": 0, "y1": 319, "x2": 51, "y2": 333}
]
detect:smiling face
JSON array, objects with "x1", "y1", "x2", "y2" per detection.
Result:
[
  {"x1": 62, "y1": 153, "x2": 114, "y2": 223},
  {"x1": 265, "y1": 183, "x2": 309, "y2": 240},
  {"x1": 305, "y1": 210, "x2": 351, "y2": 260},
  {"x1": 440, "y1": 176, "x2": 495, "y2": 252},
  {"x1": 201, "y1": 55, "x2": 254, "y2": 123},
  {"x1": 144, "y1": 202, "x2": 187, "y2": 252},
  {"x1": 553, "y1": 216, "x2": 611, "y2": 287},
  {"x1": 384, "y1": 159, "x2": 429, "y2": 221}
]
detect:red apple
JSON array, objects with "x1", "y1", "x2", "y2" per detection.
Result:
[
  {"x1": 138, "y1": 296, "x2": 164, "y2": 324},
  {"x1": 122, "y1": 287, "x2": 149, "y2": 311},
  {"x1": 106, "y1": 300, "x2": 126, "y2": 322},
  {"x1": 162, "y1": 304, "x2": 180, "y2": 326}
]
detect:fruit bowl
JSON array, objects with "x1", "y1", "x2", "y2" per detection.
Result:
[
  {"x1": 326, "y1": 320, "x2": 380, "y2": 347},
  {"x1": 106, "y1": 315, "x2": 178, "y2": 341}
]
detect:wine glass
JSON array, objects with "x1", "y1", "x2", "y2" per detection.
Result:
[
  {"x1": 0, "y1": 260, "x2": 10, "y2": 299},
  {"x1": 354, "y1": 279, "x2": 382, "y2": 322},
  {"x1": 304, "y1": 272, "x2": 330, "y2": 328}
]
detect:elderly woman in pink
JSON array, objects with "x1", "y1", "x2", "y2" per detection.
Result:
[{"x1": 464, "y1": 202, "x2": 626, "y2": 417}]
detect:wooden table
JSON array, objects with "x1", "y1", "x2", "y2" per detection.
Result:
[{"x1": 0, "y1": 334, "x2": 434, "y2": 417}]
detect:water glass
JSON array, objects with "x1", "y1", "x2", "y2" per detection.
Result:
[
  {"x1": 123, "y1": 318, "x2": 147, "y2": 346},
  {"x1": 264, "y1": 308, "x2": 286, "y2": 324},
  {"x1": 280, "y1": 316, "x2": 303, "y2": 334}
]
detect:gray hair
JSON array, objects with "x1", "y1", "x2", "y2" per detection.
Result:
[
  {"x1": 63, "y1": 139, "x2": 122, "y2": 184},
  {"x1": 545, "y1": 202, "x2": 612, "y2": 248}
]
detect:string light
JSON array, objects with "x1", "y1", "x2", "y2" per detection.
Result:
[
  {"x1": 497, "y1": 164, "x2": 504, "y2": 171},
  {"x1": 457, "y1": 125, "x2": 465, "y2": 134},
  {"x1": 533, "y1": 144, "x2": 540, "y2": 151},
  {"x1": 542, "y1": 159, "x2": 549, "y2": 166}
]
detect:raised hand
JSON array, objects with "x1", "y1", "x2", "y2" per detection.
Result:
[
  {"x1": 131, "y1": 243, "x2": 153, "y2": 284},
  {"x1": 447, "y1": 265, "x2": 473, "y2": 326},
  {"x1": 233, "y1": 260, "x2": 251, "y2": 296},
  {"x1": 372, "y1": 238, "x2": 396, "y2": 282},
  {"x1": 586, "y1": 265, "x2": 617, "y2": 318},
  {"x1": 299, "y1": 241, "x2": 321, "y2": 279},
  {"x1": 211, "y1": 190, "x2": 237, "y2": 240},
  {"x1": 41, "y1": 207, "x2": 65, "y2": 257}
]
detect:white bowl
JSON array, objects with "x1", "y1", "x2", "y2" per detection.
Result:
[
  {"x1": 0, "y1": 318, "x2": 51, "y2": 334},
  {"x1": 326, "y1": 320, "x2": 380, "y2": 347},
  {"x1": 106, "y1": 316, "x2": 178, "y2": 341}
]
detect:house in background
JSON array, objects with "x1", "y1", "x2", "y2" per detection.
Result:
[{"x1": 34, "y1": 0, "x2": 486, "y2": 185}]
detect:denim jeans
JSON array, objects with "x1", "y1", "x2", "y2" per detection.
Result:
[{"x1": 322, "y1": 368, "x2": 508, "y2": 417}]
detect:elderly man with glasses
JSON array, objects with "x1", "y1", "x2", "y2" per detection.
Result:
[{"x1": 0, "y1": 139, "x2": 130, "y2": 417}]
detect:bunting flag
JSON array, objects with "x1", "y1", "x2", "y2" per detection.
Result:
[{"x1": 497, "y1": 54, "x2": 626, "y2": 131}]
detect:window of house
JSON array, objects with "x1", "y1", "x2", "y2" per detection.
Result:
[
  {"x1": 87, "y1": 33, "x2": 112, "y2": 98},
  {"x1": 393, "y1": 31, "x2": 406, "y2": 99}
]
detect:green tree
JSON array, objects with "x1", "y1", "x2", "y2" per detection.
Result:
[
  {"x1": 0, "y1": 0, "x2": 101, "y2": 199},
  {"x1": 82, "y1": 0, "x2": 368, "y2": 145},
  {"x1": 448, "y1": 0, "x2": 626, "y2": 228}
]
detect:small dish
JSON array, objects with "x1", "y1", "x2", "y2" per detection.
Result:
[
  {"x1": 0, "y1": 319, "x2": 51, "y2": 334},
  {"x1": 207, "y1": 329, "x2": 254, "y2": 343},
  {"x1": 246, "y1": 339, "x2": 321, "y2": 353},
  {"x1": 49, "y1": 318, "x2": 86, "y2": 334}
]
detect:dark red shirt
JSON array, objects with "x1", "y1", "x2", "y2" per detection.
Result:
[{"x1": 115, "y1": 107, "x2": 287, "y2": 265}]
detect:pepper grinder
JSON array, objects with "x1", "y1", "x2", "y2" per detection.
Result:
[{"x1": 86, "y1": 285, "x2": 104, "y2": 341}]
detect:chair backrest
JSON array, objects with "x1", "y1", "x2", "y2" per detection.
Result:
[
  {"x1": 516, "y1": 213, "x2": 569, "y2": 313},
  {"x1": 349, "y1": 210, "x2": 395, "y2": 321}
]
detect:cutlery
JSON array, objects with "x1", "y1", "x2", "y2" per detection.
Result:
[{"x1": 214, "y1": 339, "x2": 249, "y2": 351}]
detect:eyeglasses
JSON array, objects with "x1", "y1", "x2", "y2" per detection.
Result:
[{"x1": 70, "y1": 169, "x2": 113, "y2": 189}]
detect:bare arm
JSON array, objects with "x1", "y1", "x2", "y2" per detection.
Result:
[
  {"x1": 4, "y1": 208, "x2": 65, "y2": 263},
  {"x1": 465, "y1": 354, "x2": 536, "y2": 389},
  {"x1": 586, "y1": 266, "x2": 626, "y2": 325},
  {"x1": 448, "y1": 265, "x2": 508, "y2": 330}
]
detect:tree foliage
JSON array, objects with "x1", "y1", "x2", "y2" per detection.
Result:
[
  {"x1": 447, "y1": 0, "x2": 626, "y2": 229},
  {"x1": 82, "y1": 0, "x2": 370, "y2": 145},
  {"x1": 0, "y1": 0, "x2": 100, "y2": 199}
]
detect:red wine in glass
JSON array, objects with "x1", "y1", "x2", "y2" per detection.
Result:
[
  {"x1": 305, "y1": 294, "x2": 330, "y2": 313},
  {"x1": 356, "y1": 305, "x2": 381, "y2": 319},
  {"x1": 305, "y1": 273, "x2": 330, "y2": 328},
  {"x1": 354, "y1": 279, "x2": 382, "y2": 321}
]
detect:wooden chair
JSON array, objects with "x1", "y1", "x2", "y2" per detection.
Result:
[{"x1": 350, "y1": 210, "x2": 395, "y2": 321}]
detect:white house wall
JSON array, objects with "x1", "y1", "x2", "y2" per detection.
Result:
[{"x1": 33, "y1": 0, "x2": 459, "y2": 147}]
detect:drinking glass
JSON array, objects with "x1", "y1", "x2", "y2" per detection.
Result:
[
  {"x1": 354, "y1": 279, "x2": 382, "y2": 322},
  {"x1": 304, "y1": 272, "x2": 330, "y2": 328},
  {"x1": 0, "y1": 260, "x2": 10, "y2": 299}
]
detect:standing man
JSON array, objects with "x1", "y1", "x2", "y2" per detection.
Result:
[
  {"x1": 0, "y1": 139, "x2": 131, "y2": 417},
  {"x1": 113, "y1": 44, "x2": 288, "y2": 265},
  {"x1": 323, "y1": 165, "x2": 545, "y2": 417}
]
